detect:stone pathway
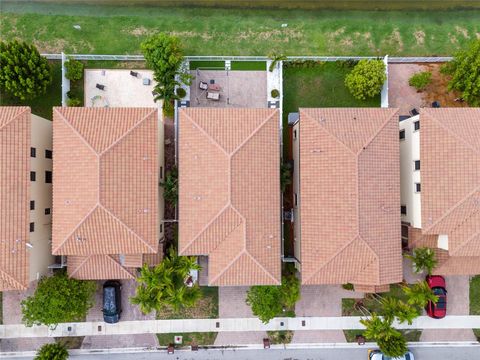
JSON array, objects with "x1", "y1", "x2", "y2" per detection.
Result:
[
  {"x1": 292, "y1": 285, "x2": 364, "y2": 344},
  {"x1": 0, "y1": 281, "x2": 53, "y2": 352},
  {"x1": 214, "y1": 287, "x2": 266, "y2": 346},
  {"x1": 388, "y1": 63, "x2": 428, "y2": 115},
  {"x1": 420, "y1": 276, "x2": 476, "y2": 342},
  {"x1": 81, "y1": 280, "x2": 158, "y2": 349}
]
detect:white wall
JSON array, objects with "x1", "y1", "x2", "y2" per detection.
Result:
[
  {"x1": 158, "y1": 108, "x2": 165, "y2": 242},
  {"x1": 292, "y1": 122, "x2": 301, "y2": 266},
  {"x1": 29, "y1": 115, "x2": 54, "y2": 281},
  {"x1": 399, "y1": 115, "x2": 422, "y2": 229}
]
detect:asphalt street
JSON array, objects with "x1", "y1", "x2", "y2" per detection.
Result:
[{"x1": 3, "y1": 346, "x2": 480, "y2": 360}]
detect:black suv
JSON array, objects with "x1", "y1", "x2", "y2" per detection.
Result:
[{"x1": 103, "y1": 280, "x2": 122, "y2": 324}]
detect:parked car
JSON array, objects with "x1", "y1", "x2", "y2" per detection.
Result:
[
  {"x1": 426, "y1": 275, "x2": 447, "y2": 319},
  {"x1": 368, "y1": 349, "x2": 414, "y2": 360},
  {"x1": 103, "y1": 280, "x2": 122, "y2": 324}
]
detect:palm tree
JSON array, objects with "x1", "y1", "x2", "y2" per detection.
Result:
[
  {"x1": 405, "y1": 247, "x2": 437, "y2": 275},
  {"x1": 161, "y1": 167, "x2": 178, "y2": 206},
  {"x1": 377, "y1": 332, "x2": 408, "y2": 358},
  {"x1": 393, "y1": 299, "x2": 420, "y2": 325},
  {"x1": 268, "y1": 52, "x2": 287, "y2": 72},
  {"x1": 403, "y1": 281, "x2": 438, "y2": 308},
  {"x1": 360, "y1": 313, "x2": 398, "y2": 342}
]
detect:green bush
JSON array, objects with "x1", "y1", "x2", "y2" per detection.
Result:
[
  {"x1": 342, "y1": 283, "x2": 354, "y2": 291},
  {"x1": 21, "y1": 271, "x2": 96, "y2": 327},
  {"x1": 176, "y1": 87, "x2": 186, "y2": 98},
  {"x1": 161, "y1": 166, "x2": 178, "y2": 206},
  {"x1": 67, "y1": 97, "x2": 81, "y2": 107},
  {"x1": 271, "y1": 89, "x2": 280, "y2": 98},
  {"x1": 64, "y1": 59, "x2": 84, "y2": 81},
  {"x1": 408, "y1": 71, "x2": 432, "y2": 91},
  {"x1": 345, "y1": 59, "x2": 386, "y2": 100},
  {"x1": 0, "y1": 40, "x2": 52, "y2": 100},
  {"x1": 35, "y1": 343, "x2": 69, "y2": 360}
]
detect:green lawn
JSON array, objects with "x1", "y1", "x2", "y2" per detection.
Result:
[
  {"x1": 267, "y1": 330, "x2": 294, "y2": 344},
  {"x1": 469, "y1": 276, "x2": 480, "y2": 341},
  {"x1": 344, "y1": 329, "x2": 422, "y2": 342},
  {"x1": 342, "y1": 284, "x2": 408, "y2": 316},
  {"x1": 189, "y1": 61, "x2": 225, "y2": 70},
  {"x1": 1, "y1": 2, "x2": 479, "y2": 56},
  {"x1": 231, "y1": 61, "x2": 266, "y2": 71},
  {"x1": 157, "y1": 286, "x2": 218, "y2": 320},
  {"x1": 156, "y1": 332, "x2": 217, "y2": 346},
  {"x1": 0, "y1": 61, "x2": 62, "y2": 120}
]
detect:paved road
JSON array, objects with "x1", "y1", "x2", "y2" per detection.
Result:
[{"x1": 3, "y1": 346, "x2": 480, "y2": 360}]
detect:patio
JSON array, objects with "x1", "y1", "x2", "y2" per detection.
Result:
[
  {"x1": 84, "y1": 69, "x2": 157, "y2": 108},
  {"x1": 189, "y1": 70, "x2": 267, "y2": 108}
]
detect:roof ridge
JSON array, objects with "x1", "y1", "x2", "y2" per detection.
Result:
[
  {"x1": 423, "y1": 109, "x2": 480, "y2": 157},
  {"x1": 181, "y1": 110, "x2": 230, "y2": 157},
  {"x1": 99, "y1": 108, "x2": 157, "y2": 156},
  {"x1": 68, "y1": 255, "x2": 91, "y2": 277},
  {"x1": 0, "y1": 268, "x2": 27, "y2": 291},
  {"x1": 208, "y1": 250, "x2": 245, "y2": 285},
  {"x1": 230, "y1": 110, "x2": 278, "y2": 157},
  {"x1": 98, "y1": 204, "x2": 157, "y2": 253},
  {"x1": 424, "y1": 183, "x2": 480, "y2": 233},
  {"x1": 0, "y1": 106, "x2": 30, "y2": 131},
  {"x1": 355, "y1": 108, "x2": 398, "y2": 156},
  {"x1": 245, "y1": 249, "x2": 281, "y2": 284},
  {"x1": 448, "y1": 202, "x2": 480, "y2": 256}
]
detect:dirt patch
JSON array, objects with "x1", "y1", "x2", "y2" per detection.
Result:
[
  {"x1": 476, "y1": 32, "x2": 480, "y2": 39},
  {"x1": 126, "y1": 26, "x2": 151, "y2": 37},
  {"x1": 383, "y1": 28, "x2": 404, "y2": 52},
  {"x1": 455, "y1": 26, "x2": 470, "y2": 39},
  {"x1": 328, "y1": 27, "x2": 346, "y2": 38},
  {"x1": 420, "y1": 63, "x2": 468, "y2": 107},
  {"x1": 33, "y1": 39, "x2": 68, "y2": 53},
  {"x1": 340, "y1": 37, "x2": 353, "y2": 47},
  {"x1": 414, "y1": 30, "x2": 425, "y2": 45},
  {"x1": 237, "y1": 28, "x2": 303, "y2": 42},
  {"x1": 448, "y1": 33, "x2": 459, "y2": 44}
]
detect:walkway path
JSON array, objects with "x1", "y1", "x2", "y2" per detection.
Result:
[{"x1": 2, "y1": 315, "x2": 480, "y2": 339}]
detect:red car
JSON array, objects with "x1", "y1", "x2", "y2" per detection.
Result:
[{"x1": 426, "y1": 275, "x2": 447, "y2": 319}]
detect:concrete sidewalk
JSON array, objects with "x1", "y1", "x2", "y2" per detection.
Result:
[{"x1": 2, "y1": 316, "x2": 480, "y2": 339}]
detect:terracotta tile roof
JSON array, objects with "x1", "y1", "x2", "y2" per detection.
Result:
[
  {"x1": 67, "y1": 255, "x2": 137, "y2": 280},
  {"x1": 420, "y1": 108, "x2": 480, "y2": 257},
  {"x1": 178, "y1": 108, "x2": 281, "y2": 286},
  {"x1": 0, "y1": 107, "x2": 30, "y2": 291},
  {"x1": 299, "y1": 108, "x2": 402, "y2": 286},
  {"x1": 52, "y1": 108, "x2": 159, "y2": 260}
]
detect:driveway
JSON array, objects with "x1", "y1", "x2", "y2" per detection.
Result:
[
  {"x1": 420, "y1": 275, "x2": 476, "y2": 342},
  {"x1": 388, "y1": 63, "x2": 428, "y2": 115},
  {"x1": 292, "y1": 285, "x2": 364, "y2": 344},
  {"x1": 0, "y1": 281, "x2": 54, "y2": 352},
  {"x1": 214, "y1": 287, "x2": 266, "y2": 345},
  {"x1": 81, "y1": 280, "x2": 158, "y2": 349}
]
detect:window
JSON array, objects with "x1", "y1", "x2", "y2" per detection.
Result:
[
  {"x1": 160, "y1": 166, "x2": 163, "y2": 180},
  {"x1": 401, "y1": 205, "x2": 407, "y2": 215},
  {"x1": 293, "y1": 129, "x2": 297, "y2": 140},
  {"x1": 399, "y1": 129, "x2": 405, "y2": 140},
  {"x1": 29, "y1": 222, "x2": 35, "y2": 232},
  {"x1": 160, "y1": 224, "x2": 163, "y2": 233},
  {"x1": 45, "y1": 208, "x2": 51, "y2": 215},
  {"x1": 30, "y1": 171, "x2": 36, "y2": 181},
  {"x1": 415, "y1": 183, "x2": 421, "y2": 193},
  {"x1": 30, "y1": 147, "x2": 36, "y2": 157},
  {"x1": 30, "y1": 200, "x2": 35, "y2": 210},
  {"x1": 294, "y1": 193, "x2": 298, "y2": 206},
  {"x1": 414, "y1": 160, "x2": 420, "y2": 171},
  {"x1": 45, "y1": 149, "x2": 52, "y2": 159},
  {"x1": 414, "y1": 120, "x2": 420, "y2": 131},
  {"x1": 45, "y1": 171, "x2": 52, "y2": 184}
]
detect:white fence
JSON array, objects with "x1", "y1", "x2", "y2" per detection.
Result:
[
  {"x1": 381, "y1": 55, "x2": 389, "y2": 108},
  {"x1": 60, "y1": 52, "x2": 70, "y2": 107}
]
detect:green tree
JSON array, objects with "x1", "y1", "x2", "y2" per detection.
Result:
[
  {"x1": 21, "y1": 271, "x2": 96, "y2": 327},
  {"x1": 280, "y1": 162, "x2": 292, "y2": 193},
  {"x1": 443, "y1": 40, "x2": 480, "y2": 105},
  {"x1": 246, "y1": 273, "x2": 301, "y2": 323},
  {"x1": 405, "y1": 247, "x2": 437, "y2": 275},
  {"x1": 403, "y1": 281, "x2": 438, "y2": 308},
  {"x1": 131, "y1": 247, "x2": 201, "y2": 314},
  {"x1": 161, "y1": 166, "x2": 178, "y2": 206},
  {"x1": 380, "y1": 297, "x2": 419, "y2": 325},
  {"x1": 345, "y1": 59, "x2": 386, "y2": 100},
  {"x1": 35, "y1": 343, "x2": 69, "y2": 360},
  {"x1": 0, "y1": 40, "x2": 52, "y2": 100},
  {"x1": 64, "y1": 58, "x2": 84, "y2": 81},
  {"x1": 268, "y1": 52, "x2": 287, "y2": 72},
  {"x1": 409, "y1": 71, "x2": 432, "y2": 91},
  {"x1": 141, "y1": 33, "x2": 191, "y2": 115},
  {"x1": 377, "y1": 331, "x2": 408, "y2": 358}
]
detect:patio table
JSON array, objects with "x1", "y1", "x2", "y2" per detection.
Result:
[{"x1": 208, "y1": 83, "x2": 221, "y2": 91}]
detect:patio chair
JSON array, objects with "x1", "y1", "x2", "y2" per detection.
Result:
[
  {"x1": 130, "y1": 71, "x2": 139, "y2": 77},
  {"x1": 409, "y1": 108, "x2": 419, "y2": 116},
  {"x1": 206, "y1": 92, "x2": 220, "y2": 101},
  {"x1": 199, "y1": 81, "x2": 208, "y2": 90},
  {"x1": 96, "y1": 84, "x2": 105, "y2": 91}
]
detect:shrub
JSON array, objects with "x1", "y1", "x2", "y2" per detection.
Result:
[
  {"x1": 0, "y1": 40, "x2": 52, "y2": 100},
  {"x1": 404, "y1": 247, "x2": 437, "y2": 275},
  {"x1": 21, "y1": 271, "x2": 96, "y2": 327},
  {"x1": 268, "y1": 52, "x2": 287, "y2": 72},
  {"x1": 409, "y1": 71, "x2": 432, "y2": 91},
  {"x1": 35, "y1": 343, "x2": 69, "y2": 360},
  {"x1": 443, "y1": 40, "x2": 480, "y2": 105},
  {"x1": 67, "y1": 97, "x2": 81, "y2": 107},
  {"x1": 64, "y1": 58, "x2": 84, "y2": 81},
  {"x1": 271, "y1": 89, "x2": 280, "y2": 98},
  {"x1": 342, "y1": 283, "x2": 354, "y2": 291},
  {"x1": 176, "y1": 87, "x2": 186, "y2": 98},
  {"x1": 161, "y1": 166, "x2": 178, "y2": 206},
  {"x1": 345, "y1": 59, "x2": 386, "y2": 100}
]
